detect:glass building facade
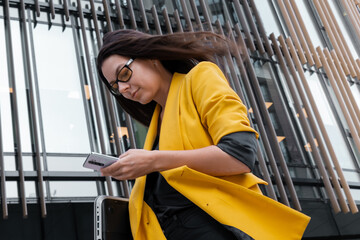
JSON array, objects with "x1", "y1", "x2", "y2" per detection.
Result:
[{"x1": 0, "y1": 0, "x2": 360, "y2": 239}]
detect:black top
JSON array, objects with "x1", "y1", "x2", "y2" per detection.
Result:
[{"x1": 144, "y1": 131, "x2": 257, "y2": 226}]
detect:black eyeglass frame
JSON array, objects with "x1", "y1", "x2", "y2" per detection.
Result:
[{"x1": 108, "y1": 58, "x2": 135, "y2": 96}]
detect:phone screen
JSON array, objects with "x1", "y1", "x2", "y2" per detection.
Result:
[{"x1": 101, "y1": 198, "x2": 132, "y2": 240}]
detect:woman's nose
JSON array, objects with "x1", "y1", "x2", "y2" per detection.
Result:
[{"x1": 118, "y1": 82, "x2": 130, "y2": 94}]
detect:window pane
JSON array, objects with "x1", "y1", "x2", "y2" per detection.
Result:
[
  {"x1": 47, "y1": 156, "x2": 94, "y2": 172},
  {"x1": 33, "y1": 24, "x2": 91, "y2": 154},
  {"x1": 0, "y1": 19, "x2": 15, "y2": 153},
  {"x1": 306, "y1": 72, "x2": 356, "y2": 169},
  {"x1": 49, "y1": 181, "x2": 97, "y2": 197},
  {"x1": 253, "y1": 0, "x2": 283, "y2": 37}
]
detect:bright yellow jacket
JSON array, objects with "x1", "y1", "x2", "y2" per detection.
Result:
[{"x1": 129, "y1": 62, "x2": 310, "y2": 239}]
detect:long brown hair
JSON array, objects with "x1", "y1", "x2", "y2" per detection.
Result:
[{"x1": 96, "y1": 29, "x2": 231, "y2": 126}]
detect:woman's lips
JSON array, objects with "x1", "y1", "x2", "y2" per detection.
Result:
[{"x1": 131, "y1": 88, "x2": 139, "y2": 99}]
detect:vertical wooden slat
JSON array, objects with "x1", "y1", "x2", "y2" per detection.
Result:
[
  {"x1": 313, "y1": 0, "x2": 350, "y2": 76},
  {"x1": 219, "y1": 20, "x2": 277, "y2": 200},
  {"x1": 20, "y1": 0, "x2": 47, "y2": 217},
  {"x1": 279, "y1": 35, "x2": 348, "y2": 213},
  {"x1": 49, "y1": 0, "x2": 55, "y2": 19},
  {"x1": 276, "y1": 0, "x2": 307, "y2": 64},
  {"x1": 233, "y1": 0, "x2": 256, "y2": 52},
  {"x1": 283, "y1": 0, "x2": 314, "y2": 66},
  {"x1": 285, "y1": 38, "x2": 342, "y2": 213},
  {"x1": 318, "y1": 48, "x2": 360, "y2": 155},
  {"x1": 331, "y1": 51, "x2": 360, "y2": 124},
  {"x1": 320, "y1": 0, "x2": 357, "y2": 78},
  {"x1": 289, "y1": 0, "x2": 321, "y2": 67},
  {"x1": 3, "y1": 0, "x2": 28, "y2": 218},
  {"x1": 342, "y1": 0, "x2": 360, "y2": 41},
  {"x1": 326, "y1": 50, "x2": 360, "y2": 137},
  {"x1": 236, "y1": 23, "x2": 302, "y2": 208}
]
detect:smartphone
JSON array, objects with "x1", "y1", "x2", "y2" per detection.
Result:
[
  {"x1": 83, "y1": 152, "x2": 118, "y2": 171},
  {"x1": 94, "y1": 195, "x2": 133, "y2": 240}
]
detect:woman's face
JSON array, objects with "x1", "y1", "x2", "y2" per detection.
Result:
[{"x1": 101, "y1": 55, "x2": 169, "y2": 105}]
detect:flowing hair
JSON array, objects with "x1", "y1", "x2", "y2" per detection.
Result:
[{"x1": 96, "y1": 29, "x2": 232, "y2": 126}]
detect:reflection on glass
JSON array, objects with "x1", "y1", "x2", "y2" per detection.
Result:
[
  {"x1": 33, "y1": 24, "x2": 90, "y2": 153},
  {"x1": 6, "y1": 181, "x2": 18, "y2": 198},
  {"x1": 49, "y1": 181, "x2": 97, "y2": 197},
  {"x1": 306, "y1": 71, "x2": 356, "y2": 169},
  {"x1": 327, "y1": 1, "x2": 359, "y2": 59},
  {"x1": 254, "y1": 61, "x2": 306, "y2": 165},
  {"x1": 4, "y1": 156, "x2": 16, "y2": 171},
  {"x1": 253, "y1": 0, "x2": 283, "y2": 37},
  {"x1": 25, "y1": 181, "x2": 37, "y2": 198}
]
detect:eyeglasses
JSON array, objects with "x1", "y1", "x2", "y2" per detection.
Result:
[{"x1": 108, "y1": 58, "x2": 134, "y2": 96}]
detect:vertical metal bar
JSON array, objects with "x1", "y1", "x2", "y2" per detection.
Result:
[
  {"x1": 102, "y1": 0, "x2": 113, "y2": 32},
  {"x1": 198, "y1": 0, "x2": 213, "y2": 32},
  {"x1": 127, "y1": 0, "x2": 138, "y2": 30},
  {"x1": 289, "y1": 0, "x2": 321, "y2": 67},
  {"x1": 219, "y1": 21, "x2": 276, "y2": 200},
  {"x1": 0, "y1": 111, "x2": 8, "y2": 219},
  {"x1": 284, "y1": 37, "x2": 343, "y2": 213},
  {"x1": 276, "y1": 35, "x2": 348, "y2": 213},
  {"x1": 233, "y1": 0, "x2": 256, "y2": 52},
  {"x1": 248, "y1": 0, "x2": 274, "y2": 56},
  {"x1": 114, "y1": 0, "x2": 125, "y2": 29},
  {"x1": 49, "y1": 0, "x2": 55, "y2": 19},
  {"x1": 34, "y1": 0, "x2": 40, "y2": 17},
  {"x1": 138, "y1": 0, "x2": 150, "y2": 32},
  {"x1": 3, "y1": 0, "x2": 28, "y2": 217},
  {"x1": 89, "y1": 0, "x2": 102, "y2": 46},
  {"x1": 189, "y1": 0, "x2": 204, "y2": 31},
  {"x1": 151, "y1": 5, "x2": 162, "y2": 35},
  {"x1": 76, "y1": 0, "x2": 114, "y2": 196},
  {"x1": 231, "y1": 23, "x2": 290, "y2": 205},
  {"x1": 173, "y1": 9, "x2": 184, "y2": 32},
  {"x1": 241, "y1": 0, "x2": 265, "y2": 54},
  {"x1": 235, "y1": 24, "x2": 301, "y2": 210},
  {"x1": 27, "y1": 7, "x2": 52, "y2": 203},
  {"x1": 100, "y1": 4, "x2": 134, "y2": 198},
  {"x1": 162, "y1": 7, "x2": 173, "y2": 34},
  {"x1": 62, "y1": 0, "x2": 70, "y2": 21},
  {"x1": 180, "y1": 0, "x2": 194, "y2": 31},
  {"x1": 20, "y1": 1, "x2": 47, "y2": 217}
]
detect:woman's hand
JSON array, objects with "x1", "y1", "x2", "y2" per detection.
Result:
[{"x1": 101, "y1": 149, "x2": 157, "y2": 180}]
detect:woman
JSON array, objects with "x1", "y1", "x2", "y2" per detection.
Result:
[{"x1": 97, "y1": 29, "x2": 310, "y2": 240}]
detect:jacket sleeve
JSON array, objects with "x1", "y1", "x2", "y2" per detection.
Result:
[{"x1": 189, "y1": 62, "x2": 258, "y2": 145}]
